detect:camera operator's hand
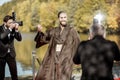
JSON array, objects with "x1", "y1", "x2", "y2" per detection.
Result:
[
  {"x1": 37, "y1": 24, "x2": 42, "y2": 32},
  {"x1": 14, "y1": 23, "x2": 19, "y2": 31}
]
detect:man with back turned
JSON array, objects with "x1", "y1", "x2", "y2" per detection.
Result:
[{"x1": 73, "y1": 24, "x2": 120, "y2": 80}]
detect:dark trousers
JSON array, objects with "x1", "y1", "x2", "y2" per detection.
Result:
[{"x1": 0, "y1": 54, "x2": 18, "y2": 80}]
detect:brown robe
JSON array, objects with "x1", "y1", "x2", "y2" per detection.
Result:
[{"x1": 34, "y1": 25, "x2": 80, "y2": 80}]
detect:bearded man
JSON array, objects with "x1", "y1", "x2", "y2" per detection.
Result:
[{"x1": 34, "y1": 11, "x2": 80, "y2": 80}]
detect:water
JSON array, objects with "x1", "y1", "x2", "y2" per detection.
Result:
[
  {"x1": 5, "y1": 33, "x2": 120, "y2": 78},
  {"x1": 5, "y1": 62, "x2": 32, "y2": 77}
]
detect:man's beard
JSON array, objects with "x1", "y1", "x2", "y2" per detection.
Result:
[{"x1": 60, "y1": 21, "x2": 67, "y2": 27}]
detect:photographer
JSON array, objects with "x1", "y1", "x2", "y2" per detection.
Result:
[{"x1": 0, "y1": 15, "x2": 22, "y2": 80}]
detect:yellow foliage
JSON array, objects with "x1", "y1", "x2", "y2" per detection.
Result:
[{"x1": 0, "y1": 0, "x2": 120, "y2": 32}]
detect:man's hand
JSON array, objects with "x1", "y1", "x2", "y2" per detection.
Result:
[
  {"x1": 37, "y1": 24, "x2": 42, "y2": 32},
  {"x1": 14, "y1": 23, "x2": 19, "y2": 30},
  {"x1": 9, "y1": 23, "x2": 19, "y2": 31}
]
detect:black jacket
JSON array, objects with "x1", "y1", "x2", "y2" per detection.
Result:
[
  {"x1": 73, "y1": 35, "x2": 120, "y2": 80},
  {"x1": 0, "y1": 24, "x2": 22, "y2": 58}
]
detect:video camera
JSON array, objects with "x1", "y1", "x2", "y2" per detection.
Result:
[{"x1": 12, "y1": 12, "x2": 23, "y2": 26}]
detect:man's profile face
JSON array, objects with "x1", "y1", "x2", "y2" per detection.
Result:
[
  {"x1": 59, "y1": 13, "x2": 67, "y2": 26},
  {"x1": 5, "y1": 19, "x2": 14, "y2": 28}
]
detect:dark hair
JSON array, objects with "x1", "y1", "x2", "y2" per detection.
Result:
[
  {"x1": 3, "y1": 15, "x2": 13, "y2": 22},
  {"x1": 58, "y1": 11, "x2": 66, "y2": 18},
  {"x1": 90, "y1": 24, "x2": 105, "y2": 36}
]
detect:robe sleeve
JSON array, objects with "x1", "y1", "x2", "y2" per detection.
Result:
[
  {"x1": 70, "y1": 28, "x2": 80, "y2": 61},
  {"x1": 72, "y1": 28, "x2": 80, "y2": 52},
  {"x1": 34, "y1": 28, "x2": 54, "y2": 48}
]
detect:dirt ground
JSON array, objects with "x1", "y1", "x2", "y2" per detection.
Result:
[{"x1": 5, "y1": 76, "x2": 33, "y2": 80}]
